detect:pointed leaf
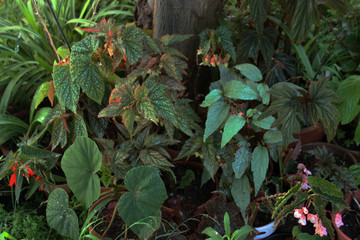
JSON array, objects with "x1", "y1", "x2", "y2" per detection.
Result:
[
  {"x1": 122, "y1": 25, "x2": 145, "y2": 64},
  {"x1": 72, "y1": 114, "x2": 88, "y2": 138},
  {"x1": 249, "y1": 0, "x2": 268, "y2": 32},
  {"x1": 200, "y1": 89, "x2": 223, "y2": 108},
  {"x1": 61, "y1": 136, "x2": 102, "y2": 208},
  {"x1": 51, "y1": 118, "x2": 67, "y2": 150},
  {"x1": 234, "y1": 64, "x2": 262, "y2": 82},
  {"x1": 252, "y1": 115, "x2": 275, "y2": 130},
  {"x1": 231, "y1": 175, "x2": 250, "y2": 219},
  {"x1": 139, "y1": 149, "x2": 173, "y2": 167},
  {"x1": 263, "y1": 130, "x2": 283, "y2": 144},
  {"x1": 232, "y1": 141, "x2": 251, "y2": 179},
  {"x1": 204, "y1": 101, "x2": 230, "y2": 141},
  {"x1": 307, "y1": 176, "x2": 344, "y2": 205},
  {"x1": 251, "y1": 146, "x2": 269, "y2": 195},
  {"x1": 70, "y1": 36, "x2": 105, "y2": 103},
  {"x1": 202, "y1": 137, "x2": 218, "y2": 179},
  {"x1": 336, "y1": 75, "x2": 360, "y2": 124},
  {"x1": 46, "y1": 188, "x2": 79, "y2": 240},
  {"x1": 161, "y1": 34, "x2": 193, "y2": 46},
  {"x1": 221, "y1": 114, "x2": 246, "y2": 148},
  {"x1": 224, "y1": 80, "x2": 258, "y2": 100},
  {"x1": 53, "y1": 64, "x2": 80, "y2": 113}
]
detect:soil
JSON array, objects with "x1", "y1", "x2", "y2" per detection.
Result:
[{"x1": 339, "y1": 197, "x2": 360, "y2": 239}]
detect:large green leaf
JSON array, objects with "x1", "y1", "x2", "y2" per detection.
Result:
[
  {"x1": 61, "y1": 136, "x2": 102, "y2": 208},
  {"x1": 200, "y1": 89, "x2": 223, "y2": 108},
  {"x1": 221, "y1": 114, "x2": 246, "y2": 148},
  {"x1": 231, "y1": 175, "x2": 250, "y2": 219},
  {"x1": 224, "y1": 80, "x2": 258, "y2": 100},
  {"x1": 72, "y1": 114, "x2": 88, "y2": 138},
  {"x1": 118, "y1": 166, "x2": 167, "y2": 239},
  {"x1": 0, "y1": 114, "x2": 29, "y2": 145},
  {"x1": 336, "y1": 75, "x2": 360, "y2": 124},
  {"x1": 30, "y1": 81, "x2": 50, "y2": 123},
  {"x1": 70, "y1": 36, "x2": 105, "y2": 103},
  {"x1": 252, "y1": 115, "x2": 275, "y2": 130},
  {"x1": 46, "y1": 188, "x2": 79, "y2": 240},
  {"x1": 251, "y1": 146, "x2": 269, "y2": 195},
  {"x1": 234, "y1": 64, "x2": 262, "y2": 82},
  {"x1": 216, "y1": 25, "x2": 236, "y2": 62},
  {"x1": 249, "y1": 0, "x2": 268, "y2": 32},
  {"x1": 204, "y1": 101, "x2": 230, "y2": 141},
  {"x1": 263, "y1": 130, "x2": 283, "y2": 144},
  {"x1": 307, "y1": 176, "x2": 344, "y2": 205},
  {"x1": 122, "y1": 25, "x2": 145, "y2": 64},
  {"x1": 291, "y1": 0, "x2": 319, "y2": 43},
  {"x1": 53, "y1": 64, "x2": 80, "y2": 113},
  {"x1": 232, "y1": 141, "x2": 251, "y2": 179},
  {"x1": 135, "y1": 86, "x2": 157, "y2": 123},
  {"x1": 202, "y1": 136, "x2": 218, "y2": 179}
]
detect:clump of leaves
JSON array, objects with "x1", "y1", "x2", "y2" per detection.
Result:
[
  {"x1": 306, "y1": 146, "x2": 357, "y2": 192},
  {"x1": 259, "y1": 78, "x2": 339, "y2": 146}
]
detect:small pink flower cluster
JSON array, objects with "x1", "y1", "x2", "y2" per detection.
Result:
[
  {"x1": 335, "y1": 213, "x2": 344, "y2": 228},
  {"x1": 293, "y1": 207, "x2": 334, "y2": 237},
  {"x1": 297, "y1": 163, "x2": 312, "y2": 190}
]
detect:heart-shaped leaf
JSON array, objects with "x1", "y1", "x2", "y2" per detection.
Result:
[
  {"x1": 61, "y1": 136, "x2": 102, "y2": 208},
  {"x1": 46, "y1": 188, "x2": 79, "y2": 240},
  {"x1": 118, "y1": 165, "x2": 167, "y2": 239}
]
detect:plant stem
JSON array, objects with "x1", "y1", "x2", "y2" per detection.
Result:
[
  {"x1": 46, "y1": 0, "x2": 71, "y2": 53},
  {"x1": 101, "y1": 201, "x2": 119, "y2": 238},
  {"x1": 31, "y1": 0, "x2": 60, "y2": 62}
]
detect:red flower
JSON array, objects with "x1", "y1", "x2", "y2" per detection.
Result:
[
  {"x1": 26, "y1": 167, "x2": 35, "y2": 178},
  {"x1": 35, "y1": 176, "x2": 42, "y2": 182},
  {"x1": 8, "y1": 173, "x2": 17, "y2": 187}
]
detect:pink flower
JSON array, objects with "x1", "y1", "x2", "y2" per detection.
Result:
[
  {"x1": 302, "y1": 207, "x2": 309, "y2": 214},
  {"x1": 298, "y1": 214, "x2": 307, "y2": 226},
  {"x1": 302, "y1": 179, "x2": 311, "y2": 190},
  {"x1": 315, "y1": 225, "x2": 328, "y2": 237},
  {"x1": 335, "y1": 213, "x2": 344, "y2": 228},
  {"x1": 303, "y1": 168, "x2": 312, "y2": 175},
  {"x1": 307, "y1": 213, "x2": 317, "y2": 224},
  {"x1": 294, "y1": 209, "x2": 303, "y2": 218}
]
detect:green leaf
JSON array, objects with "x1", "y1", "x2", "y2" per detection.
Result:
[
  {"x1": 57, "y1": 46, "x2": 71, "y2": 59},
  {"x1": 122, "y1": 25, "x2": 145, "y2": 64},
  {"x1": 221, "y1": 114, "x2": 246, "y2": 148},
  {"x1": 272, "y1": 184, "x2": 302, "y2": 219},
  {"x1": 252, "y1": 115, "x2": 275, "y2": 130},
  {"x1": 232, "y1": 141, "x2": 251, "y2": 179},
  {"x1": 175, "y1": 136, "x2": 203, "y2": 160},
  {"x1": 291, "y1": 0, "x2": 319, "y2": 44},
  {"x1": 202, "y1": 137, "x2": 218, "y2": 179},
  {"x1": 122, "y1": 108, "x2": 135, "y2": 136},
  {"x1": 61, "y1": 136, "x2": 102, "y2": 208},
  {"x1": 161, "y1": 34, "x2": 193, "y2": 46},
  {"x1": 251, "y1": 146, "x2": 269, "y2": 195},
  {"x1": 216, "y1": 25, "x2": 236, "y2": 62},
  {"x1": 144, "y1": 80, "x2": 178, "y2": 127},
  {"x1": 134, "y1": 86, "x2": 157, "y2": 123},
  {"x1": 257, "y1": 83, "x2": 270, "y2": 105},
  {"x1": 202, "y1": 227, "x2": 222, "y2": 240},
  {"x1": 51, "y1": 118, "x2": 67, "y2": 150},
  {"x1": 336, "y1": 75, "x2": 360, "y2": 124},
  {"x1": 118, "y1": 165, "x2": 167, "y2": 239},
  {"x1": 139, "y1": 149, "x2": 173, "y2": 167},
  {"x1": 234, "y1": 64, "x2": 262, "y2": 82},
  {"x1": 200, "y1": 89, "x2": 223, "y2": 108},
  {"x1": 263, "y1": 130, "x2": 283, "y2": 144},
  {"x1": 72, "y1": 114, "x2": 88, "y2": 138},
  {"x1": 53, "y1": 64, "x2": 80, "y2": 113},
  {"x1": 224, "y1": 80, "x2": 258, "y2": 100},
  {"x1": 0, "y1": 114, "x2": 29, "y2": 145},
  {"x1": 307, "y1": 176, "x2": 344, "y2": 205},
  {"x1": 46, "y1": 188, "x2": 79, "y2": 240},
  {"x1": 204, "y1": 101, "x2": 230, "y2": 141},
  {"x1": 224, "y1": 212, "x2": 231, "y2": 237},
  {"x1": 231, "y1": 175, "x2": 250, "y2": 219},
  {"x1": 70, "y1": 36, "x2": 105, "y2": 103},
  {"x1": 30, "y1": 81, "x2": 50, "y2": 122},
  {"x1": 249, "y1": 0, "x2": 268, "y2": 32},
  {"x1": 232, "y1": 225, "x2": 254, "y2": 240},
  {"x1": 32, "y1": 107, "x2": 52, "y2": 126}
]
